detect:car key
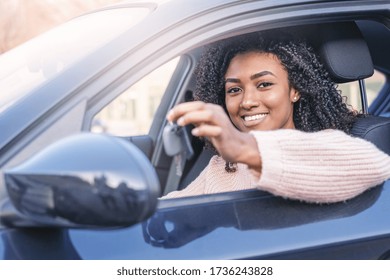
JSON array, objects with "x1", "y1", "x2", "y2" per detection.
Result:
[
  {"x1": 163, "y1": 122, "x2": 194, "y2": 159},
  {"x1": 163, "y1": 122, "x2": 194, "y2": 176}
]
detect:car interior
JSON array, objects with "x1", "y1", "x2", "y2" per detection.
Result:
[{"x1": 156, "y1": 19, "x2": 390, "y2": 197}]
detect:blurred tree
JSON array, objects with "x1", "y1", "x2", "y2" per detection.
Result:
[{"x1": 0, "y1": 0, "x2": 121, "y2": 53}]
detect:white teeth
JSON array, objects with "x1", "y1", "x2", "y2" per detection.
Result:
[{"x1": 244, "y1": 114, "x2": 267, "y2": 121}]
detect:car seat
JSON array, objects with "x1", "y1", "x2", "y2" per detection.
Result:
[{"x1": 314, "y1": 21, "x2": 390, "y2": 156}]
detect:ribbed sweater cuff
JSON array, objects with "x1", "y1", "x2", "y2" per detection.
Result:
[{"x1": 249, "y1": 130, "x2": 286, "y2": 189}]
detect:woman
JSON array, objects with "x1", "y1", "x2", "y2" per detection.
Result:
[{"x1": 164, "y1": 32, "x2": 390, "y2": 203}]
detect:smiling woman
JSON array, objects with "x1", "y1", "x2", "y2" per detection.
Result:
[
  {"x1": 163, "y1": 31, "x2": 390, "y2": 203},
  {"x1": 224, "y1": 52, "x2": 297, "y2": 132}
]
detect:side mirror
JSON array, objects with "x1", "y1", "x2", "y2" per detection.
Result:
[{"x1": 3, "y1": 133, "x2": 160, "y2": 228}]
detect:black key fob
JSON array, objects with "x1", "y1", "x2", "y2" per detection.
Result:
[{"x1": 163, "y1": 123, "x2": 194, "y2": 160}]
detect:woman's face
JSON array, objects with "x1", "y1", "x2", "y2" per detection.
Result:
[{"x1": 224, "y1": 51, "x2": 299, "y2": 132}]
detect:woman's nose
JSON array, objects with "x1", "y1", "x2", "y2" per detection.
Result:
[{"x1": 240, "y1": 91, "x2": 260, "y2": 109}]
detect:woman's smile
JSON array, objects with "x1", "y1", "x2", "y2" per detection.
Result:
[{"x1": 241, "y1": 112, "x2": 269, "y2": 126}]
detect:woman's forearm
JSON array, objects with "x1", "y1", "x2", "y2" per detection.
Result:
[{"x1": 251, "y1": 129, "x2": 390, "y2": 203}]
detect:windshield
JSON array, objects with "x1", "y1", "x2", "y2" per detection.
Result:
[{"x1": 0, "y1": 7, "x2": 150, "y2": 114}]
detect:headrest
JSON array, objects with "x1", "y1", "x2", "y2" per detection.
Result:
[{"x1": 315, "y1": 22, "x2": 374, "y2": 83}]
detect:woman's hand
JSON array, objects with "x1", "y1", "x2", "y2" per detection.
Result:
[{"x1": 166, "y1": 101, "x2": 262, "y2": 171}]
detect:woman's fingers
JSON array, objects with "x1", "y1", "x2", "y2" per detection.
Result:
[
  {"x1": 191, "y1": 124, "x2": 223, "y2": 137},
  {"x1": 178, "y1": 110, "x2": 217, "y2": 126},
  {"x1": 167, "y1": 101, "x2": 227, "y2": 127},
  {"x1": 166, "y1": 101, "x2": 206, "y2": 123}
]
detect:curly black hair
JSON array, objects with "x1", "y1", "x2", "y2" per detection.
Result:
[{"x1": 194, "y1": 31, "x2": 357, "y2": 135}]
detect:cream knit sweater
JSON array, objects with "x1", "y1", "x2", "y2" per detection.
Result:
[{"x1": 164, "y1": 129, "x2": 390, "y2": 203}]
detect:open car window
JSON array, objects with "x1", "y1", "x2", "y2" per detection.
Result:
[
  {"x1": 160, "y1": 21, "x2": 390, "y2": 202},
  {"x1": 91, "y1": 58, "x2": 180, "y2": 136}
]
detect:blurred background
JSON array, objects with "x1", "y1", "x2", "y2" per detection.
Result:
[
  {"x1": 0, "y1": 0, "x2": 178, "y2": 137},
  {"x1": 0, "y1": 0, "x2": 122, "y2": 54}
]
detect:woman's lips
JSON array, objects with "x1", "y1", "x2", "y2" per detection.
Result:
[{"x1": 242, "y1": 113, "x2": 269, "y2": 122}]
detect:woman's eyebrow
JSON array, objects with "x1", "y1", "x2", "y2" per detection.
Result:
[
  {"x1": 250, "y1": 70, "x2": 276, "y2": 80},
  {"x1": 225, "y1": 71, "x2": 276, "y2": 84},
  {"x1": 224, "y1": 77, "x2": 240, "y2": 84}
]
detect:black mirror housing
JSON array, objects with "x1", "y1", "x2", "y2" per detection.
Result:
[{"x1": 3, "y1": 133, "x2": 160, "y2": 228}]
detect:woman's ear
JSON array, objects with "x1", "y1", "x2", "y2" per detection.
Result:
[{"x1": 290, "y1": 89, "x2": 300, "y2": 103}]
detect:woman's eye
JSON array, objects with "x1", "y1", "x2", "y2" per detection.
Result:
[
  {"x1": 226, "y1": 87, "x2": 242, "y2": 94},
  {"x1": 257, "y1": 82, "x2": 273, "y2": 88}
]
